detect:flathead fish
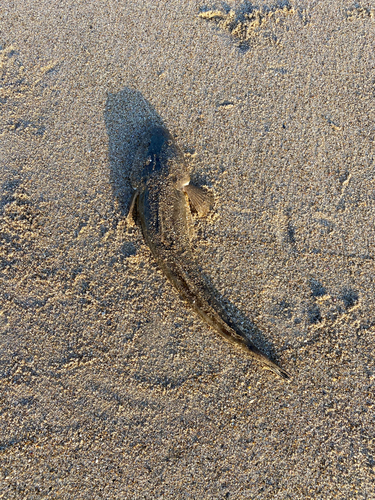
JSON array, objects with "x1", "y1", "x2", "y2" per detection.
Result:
[{"x1": 127, "y1": 123, "x2": 290, "y2": 380}]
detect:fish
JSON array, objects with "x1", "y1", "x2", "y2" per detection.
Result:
[{"x1": 127, "y1": 123, "x2": 291, "y2": 380}]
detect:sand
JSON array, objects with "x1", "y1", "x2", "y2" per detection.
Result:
[{"x1": 1, "y1": 1, "x2": 374, "y2": 498}]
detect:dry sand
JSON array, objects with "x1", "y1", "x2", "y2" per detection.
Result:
[{"x1": 1, "y1": 1, "x2": 374, "y2": 498}]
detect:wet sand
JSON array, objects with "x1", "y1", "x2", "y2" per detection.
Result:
[{"x1": 1, "y1": 1, "x2": 374, "y2": 498}]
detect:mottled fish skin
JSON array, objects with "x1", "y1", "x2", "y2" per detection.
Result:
[{"x1": 129, "y1": 124, "x2": 291, "y2": 380}]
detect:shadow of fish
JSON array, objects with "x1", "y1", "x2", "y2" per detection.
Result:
[{"x1": 127, "y1": 123, "x2": 291, "y2": 380}]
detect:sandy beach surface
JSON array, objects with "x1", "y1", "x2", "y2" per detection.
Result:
[{"x1": 1, "y1": 1, "x2": 374, "y2": 498}]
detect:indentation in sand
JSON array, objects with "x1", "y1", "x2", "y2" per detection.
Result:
[
  {"x1": 199, "y1": 1, "x2": 296, "y2": 47},
  {"x1": 0, "y1": 45, "x2": 58, "y2": 137},
  {"x1": 346, "y1": 5, "x2": 375, "y2": 21}
]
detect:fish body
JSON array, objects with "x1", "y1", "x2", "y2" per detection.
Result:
[{"x1": 129, "y1": 124, "x2": 290, "y2": 380}]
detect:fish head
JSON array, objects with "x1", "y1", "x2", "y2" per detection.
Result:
[
  {"x1": 130, "y1": 124, "x2": 170, "y2": 188},
  {"x1": 131, "y1": 124, "x2": 189, "y2": 190}
]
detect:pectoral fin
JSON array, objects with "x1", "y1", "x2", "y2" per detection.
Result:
[
  {"x1": 126, "y1": 190, "x2": 139, "y2": 227},
  {"x1": 184, "y1": 184, "x2": 214, "y2": 217}
]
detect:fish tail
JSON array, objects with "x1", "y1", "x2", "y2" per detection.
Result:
[
  {"x1": 244, "y1": 341, "x2": 291, "y2": 380},
  {"x1": 263, "y1": 363, "x2": 291, "y2": 380},
  {"x1": 209, "y1": 316, "x2": 292, "y2": 380}
]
